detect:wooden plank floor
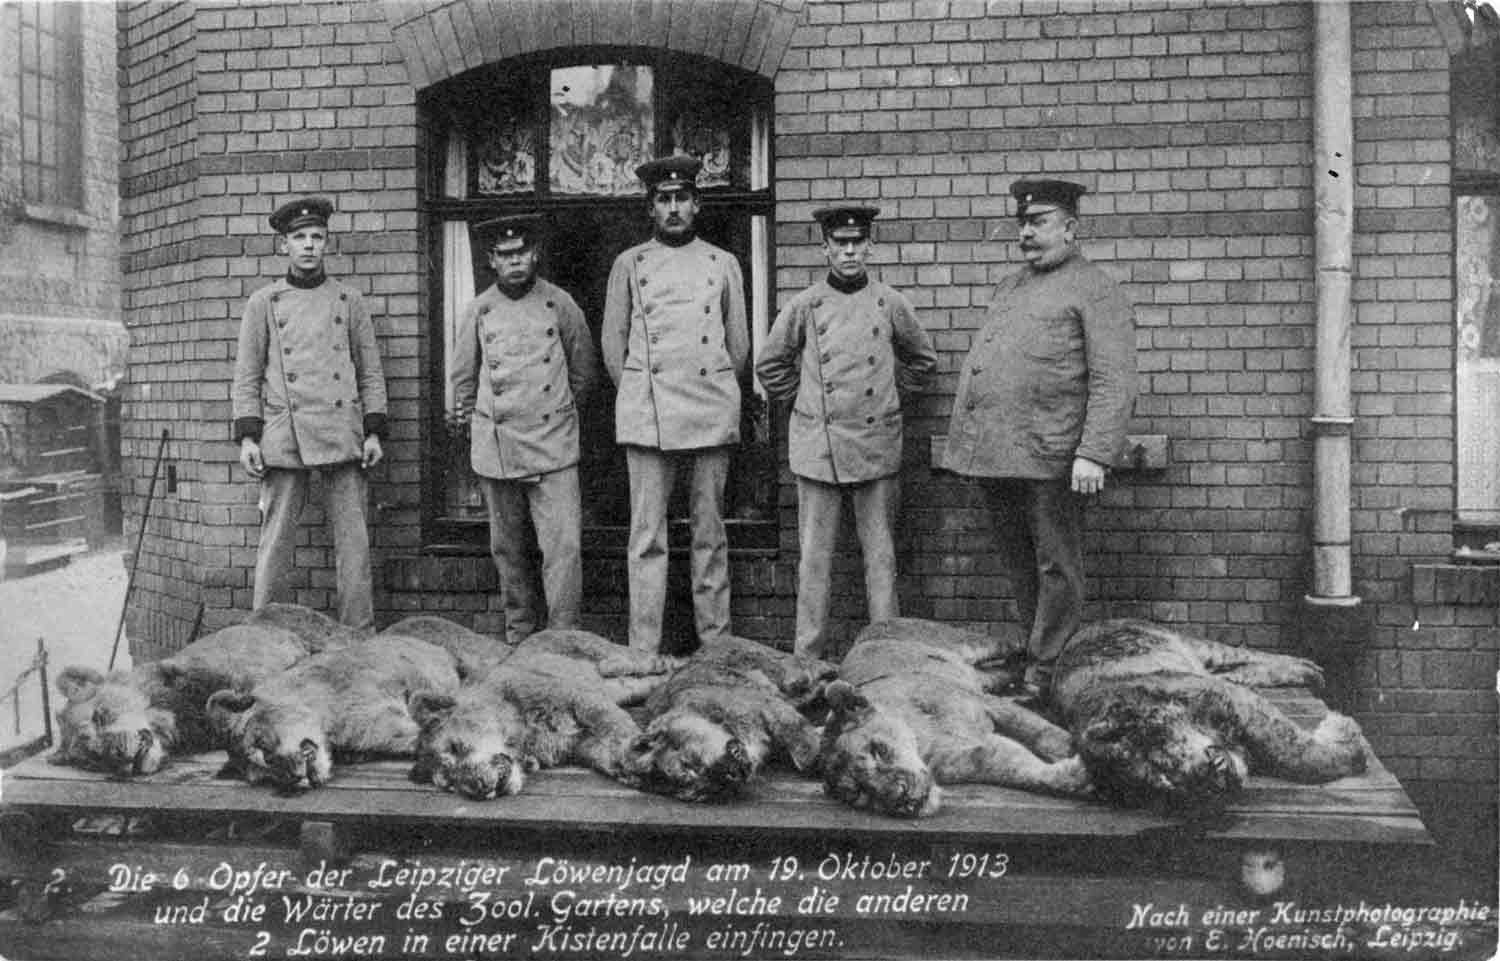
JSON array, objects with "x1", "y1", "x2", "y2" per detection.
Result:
[{"x1": 0, "y1": 688, "x2": 1476, "y2": 961}]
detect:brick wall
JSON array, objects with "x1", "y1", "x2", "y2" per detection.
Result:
[{"x1": 117, "y1": 0, "x2": 1496, "y2": 840}]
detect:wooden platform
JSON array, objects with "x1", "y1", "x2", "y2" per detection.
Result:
[{"x1": 0, "y1": 691, "x2": 1490, "y2": 961}]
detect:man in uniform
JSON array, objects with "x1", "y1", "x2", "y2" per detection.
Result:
[
  {"x1": 601, "y1": 155, "x2": 750, "y2": 652},
  {"x1": 942, "y1": 178, "x2": 1137, "y2": 696},
  {"x1": 757, "y1": 205, "x2": 937, "y2": 658},
  {"x1": 233, "y1": 196, "x2": 388, "y2": 629},
  {"x1": 448, "y1": 215, "x2": 597, "y2": 643}
]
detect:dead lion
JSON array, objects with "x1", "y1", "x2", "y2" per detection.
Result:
[
  {"x1": 820, "y1": 618, "x2": 1089, "y2": 818},
  {"x1": 409, "y1": 630, "x2": 677, "y2": 799},
  {"x1": 207, "y1": 634, "x2": 462, "y2": 793},
  {"x1": 51, "y1": 624, "x2": 309, "y2": 777},
  {"x1": 1050, "y1": 619, "x2": 1367, "y2": 816},
  {"x1": 622, "y1": 636, "x2": 835, "y2": 803}
]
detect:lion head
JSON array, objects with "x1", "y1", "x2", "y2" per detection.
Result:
[
  {"x1": 818, "y1": 681, "x2": 940, "y2": 818},
  {"x1": 1075, "y1": 694, "x2": 1249, "y2": 816},
  {"x1": 53, "y1": 666, "x2": 177, "y2": 777},
  {"x1": 622, "y1": 711, "x2": 755, "y2": 803},
  {"x1": 408, "y1": 692, "x2": 532, "y2": 800},
  {"x1": 206, "y1": 690, "x2": 333, "y2": 793}
]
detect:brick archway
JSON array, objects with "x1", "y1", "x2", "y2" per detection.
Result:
[{"x1": 383, "y1": 0, "x2": 806, "y2": 88}]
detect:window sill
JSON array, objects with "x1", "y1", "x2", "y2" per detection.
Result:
[
  {"x1": 22, "y1": 203, "x2": 92, "y2": 230},
  {"x1": 1411, "y1": 562, "x2": 1500, "y2": 606}
]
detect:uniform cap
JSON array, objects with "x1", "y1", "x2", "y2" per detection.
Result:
[
  {"x1": 813, "y1": 205, "x2": 880, "y2": 241},
  {"x1": 475, "y1": 214, "x2": 542, "y2": 254},
  {"x1": 1010, "y1": 178, "x2": 1088, "y2": 216},
  {"x1": 636, "y1": 155, "x2": 702, "y2": 196},
  {"x1": 269, "y1": 196, "x2": 334, "y2": 234}
]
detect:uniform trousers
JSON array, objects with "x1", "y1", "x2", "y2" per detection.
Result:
[
  {"x1": 482, "y1": 469, "x2": 583, "y2": 644},
  {"x1": 254, "y1": 463, "x2": 373, "y2": 630},
  {"x1": 624, "y1": 445, "x2": 731, "y2": 652},
  {"x1": 794, "y1": 474, "x2": 900, "y2": 659},
  {"x1": 981, "y1": 477, "x2": 1085, "y2": 675}
]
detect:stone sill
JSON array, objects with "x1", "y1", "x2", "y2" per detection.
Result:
[
  {"x1": 22, "y1": 202, "x2": 93, "y2": 230},
  {"x1": 1411, "y1": 562, "x2": 1500, "y2": 606},
  {"x1": 927, "y1": 433, "x2": 1170, "y2": 472}
]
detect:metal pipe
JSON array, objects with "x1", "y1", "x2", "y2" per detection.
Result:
[
  {"x1": 1308, "y1": 0, "x2": 1360, "y2": 609},
  {"x1": 110, "y1": 428, "x2": 169, "y2": 670}
]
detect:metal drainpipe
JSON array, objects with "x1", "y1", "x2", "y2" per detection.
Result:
[{"x1": 1304, "y1": 0, "x2": 1364, "y2": 698}]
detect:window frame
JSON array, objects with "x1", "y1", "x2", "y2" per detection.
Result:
[
  {"x1": 1449, "y1": 43, "x2": 1500, "y2": 556},
  {"x1": 417, "y1": 48, "x2": 779, "y2": 554},
  {"x1": 17, "y1": 0, "x2": 84, "y2": 214}
]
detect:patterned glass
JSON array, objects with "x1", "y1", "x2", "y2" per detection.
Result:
[{"x1": 549, "y1": 65, "x2": 653, "y2": 196}]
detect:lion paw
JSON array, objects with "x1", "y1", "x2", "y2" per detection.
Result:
[
  {"x1": 1049, "y1": 755, "x2": 1094, "y2": 797},
  {"x1": 1314, "y1": 712, "x2": 1367, "y2": 775}
]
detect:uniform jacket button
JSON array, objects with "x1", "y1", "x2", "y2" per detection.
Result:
[
  {"x1": 699, "y1": 367, "x2": 707, "y2": 376},
  {"x1": 334, "y1": 316, "x2": 343, "y2": 325},
  {"x1": 287, "y1": 373, "x2": 297, "y2": 382},
  {"x1": 340, "y1": 292, "x2": 348, "y2": 301},
  {"x1": 283, "y1": 347, "x2": 292, "y2": 355},
  {"x1": 878, "y1": 298, "x2": 886, "y2": 307},
  {"x1": 866, "y1": 416, "x2": 875, "y2": 424},
  {"x1": 333, "y1": 372, "x2": 340, "y2": 380},
  {"x1": 872, "y1": 327, "x2": 880, "y2": 337},
  {"x1": 546, "y1": 327, "x2": 554, "y2": 336},
  {"x1": 546, "y1": 302, "x2": 555, "y2": 310},
  {"x1": 868, "y1": 355, "x2": 876, "y2": 364},
  {"x1": 544, "y1": 384, "x2": 552, "y2": 392},
  {"x1": 335, "y1": 399, "x2": 343, "y2": 408},
  {"x1": 652, "y1": 365, "x2": 661, "y2": 374},
  {"x1": 865, "y1": 387, "x2": 874, "y2": 396},
  {"x1": 701, "y1": 335, "x2": 709, "y2": 344}
]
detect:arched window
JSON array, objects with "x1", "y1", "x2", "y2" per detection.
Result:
[{"x1": 420, "y1": 50, "x2": 777, "y2": 549}]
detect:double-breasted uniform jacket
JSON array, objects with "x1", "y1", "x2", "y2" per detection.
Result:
[
  {"x1": 601, "y1": 236, "x2": 750, "y2": 450},
  {"x1": 942, "y1": 247, "x2": 1137, "y2": 479},
  {"x1": 757, "y1": 277, "x2": 937, "y2": 484},
  {"x1": 448, "y1": 278, "x2": 597, "y2": 480},
  {"x1": 232, "y1": 276, "x2": 387, "y2": 469}
]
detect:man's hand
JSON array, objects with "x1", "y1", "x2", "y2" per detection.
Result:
[
  {"x1": 1071, "y1": 456, "x2": 1107, "y2": 495},
  {"x1": 240, "y1": 437, "x2": 265, "y2": 478},
  {"x1": 362, "y1": 434, "x2": 384, "y2": 469},
  {"x1": 445, "y1": 404, "x2": 472, "y2": 435}
]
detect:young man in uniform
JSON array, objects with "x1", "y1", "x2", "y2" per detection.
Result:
[
  {"x1": 757, "y1": 205, "x2": 937, "y2": 658},
  {"x1": 448, "y1": 214, "x2": 597, "y2": 643},
  {"x1": 233, "y1": 196, "x2": 388, "y2": 629},
  {"x1": 942, "y1": 179, "x2": 1138, "y2": 697},
  {"x1": 600, "y1": 155, "x2": 750, "y2": 652}
]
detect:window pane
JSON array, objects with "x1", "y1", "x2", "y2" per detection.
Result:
[
  {"x1": 473, "y1": 113, "x2": 538, "y2": 196},
  {"x1": 668, "y1": 107, "x2": 736, "y2": 189},
  {"x1": 549, "y1": 65, "x2": 653, "y2": 196},
  {"x1": 1456, "y1": 195, "x2": 1500, "y2": 520}
]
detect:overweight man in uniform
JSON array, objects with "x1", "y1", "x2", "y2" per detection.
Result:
[
  {"x1": 942, "y1": 179, "x2": 1137, "y2": 697},
  {"x1": 448, "y1": 215, "x2": 597, "y2": 643},
  {"x1": 756, "y1": 205, "x2": 936, "y2": 658},
  {"x1": 601, "y1": 155, "x2": 750, "y2": 652},
  {"x1": 233, "y1": 196, "x2": 388, "y2": 629}
]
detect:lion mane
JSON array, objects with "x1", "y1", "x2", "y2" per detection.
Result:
[{"x1": 1051, "y1": 619, "x2": 1367, "y2": 816}]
